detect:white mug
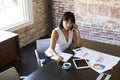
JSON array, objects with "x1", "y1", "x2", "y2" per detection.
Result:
[{"x1": 62, "y1": 62, "x2": 71, "y2": 70}]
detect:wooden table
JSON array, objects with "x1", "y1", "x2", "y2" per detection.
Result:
[{"x1": 24, "y1": 39, "x2": 120, "y2": 80}]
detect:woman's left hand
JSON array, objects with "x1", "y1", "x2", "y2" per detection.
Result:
[
  {"x1": 73, "y1": 24, "x2": 78, "y2": 30},
  {"x1": 73, "y1": 24, "x2": 79, "y2": 32}
]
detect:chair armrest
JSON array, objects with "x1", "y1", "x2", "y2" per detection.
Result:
[{"x1": 20, "y1": 76, "x2": 27, "y2": 80}]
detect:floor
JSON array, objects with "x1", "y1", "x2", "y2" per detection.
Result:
[
  {"x1": 16, "y1": 41, "x2": 37, "y2": 76},
  {"x1": 15, "y1": 34, "x2": 50, "y2": 76}
]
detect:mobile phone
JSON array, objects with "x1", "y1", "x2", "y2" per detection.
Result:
[{"x1": 70, "y1": 25, "x2": 74, "y2": 30}]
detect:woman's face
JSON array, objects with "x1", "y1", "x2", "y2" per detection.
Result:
[{"x1": 63, "y1": 19, "x2": 73, "y2": 30}]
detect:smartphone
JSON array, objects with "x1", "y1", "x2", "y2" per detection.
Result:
[{"x1": 70, "y1": 25, "x2": 74, "y2": 30}]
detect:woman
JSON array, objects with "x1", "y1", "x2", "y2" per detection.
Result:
[{"x1": 45, "y1": 11, "x2": 82, "y2": 62}]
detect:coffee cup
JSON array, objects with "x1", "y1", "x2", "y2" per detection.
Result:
[{"x1": 62, "y1": 62, "x2": 71, "y2": 70}]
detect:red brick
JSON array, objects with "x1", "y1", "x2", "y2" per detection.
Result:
[
  {"x1": 99, "y1": 0, "x2": 110, "y2": 2},
  {"x1": 76, "y1": 3, "x2": 87, "y2": 16},
  {"x1": 111, "y1": 6, "x2": 120, "y2": 19},
  {"x1": 52, "y1": 0, "x2": 120, "y2": 46},
  {"x1": 89, "y1": 4, "x2": 99, "y2": 15},
  {"x1": 99, "y1": 5, "x2": 110, "y2": 16}
]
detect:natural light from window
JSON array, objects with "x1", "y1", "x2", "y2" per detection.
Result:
[{"x1": 0, "y1": 0, "x2": 33, "y2": 31}]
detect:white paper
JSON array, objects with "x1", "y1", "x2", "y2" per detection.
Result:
[
  {"x1": 73, "y1": 47, "x2": 120, "y2": 73},
  {"x1": 51, "y1": 52, "x2": 73, "y2": 62}
]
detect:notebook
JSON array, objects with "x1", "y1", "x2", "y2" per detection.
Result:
[{"x1": 51, "y1": 52, "x2": 73, "y2": 62}]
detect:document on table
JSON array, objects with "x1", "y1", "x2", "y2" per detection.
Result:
[
  {"x1": 73, "y1": 47, "x2": 120, "y2": 73},
  {"x1": 51, "y1": 52, "x2": 73, "y2": 62}
]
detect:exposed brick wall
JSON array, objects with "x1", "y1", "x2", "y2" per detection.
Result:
[
  {"x1": 52, "y1": 0, "x2": 120, "y2": 46},
  {"x1": 11, "y1": 0, "x2": 49, "y2": 48}
]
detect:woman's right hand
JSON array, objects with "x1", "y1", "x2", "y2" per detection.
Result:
[{"x1": 57, "y1": 56, "x2": 64, "y2": 62}]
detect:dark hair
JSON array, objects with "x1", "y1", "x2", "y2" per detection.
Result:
[{"x1": 59, "y1": 11, "x2": 75, "y2": 29}]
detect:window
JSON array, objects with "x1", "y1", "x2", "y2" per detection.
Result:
[{"x1": 0, "y1": 0, "x2": 33, "y2": 31}]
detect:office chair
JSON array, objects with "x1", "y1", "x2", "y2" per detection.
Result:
[
  {"x1": 34, "y1": 38, "x2": 50, "y2": 67},
  {"x1": 0, "y1": 67, "x2": 26, "y2": 80}
]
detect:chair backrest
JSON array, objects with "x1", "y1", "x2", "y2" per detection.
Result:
[
  {"x1": 36, "y1": 38, "x2": 50, "y2": 53},
  {"x1": 35, "y1": 38, "x2": 50, "y2": 67},
  {"x1": 0, "y1": 67, "x2": 19, "y2": 80}
]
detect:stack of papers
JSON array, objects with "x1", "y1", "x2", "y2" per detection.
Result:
[
  {"x1": 51, "y1": 52, "x2": 73, "y2": 62},
  {"x1": 73, "y1": 47, "x2": 120, "y2": 73}
]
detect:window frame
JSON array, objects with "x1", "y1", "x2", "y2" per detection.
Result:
[{"x1": 0, "y1": 0, "x2": 33, "y2": 31}]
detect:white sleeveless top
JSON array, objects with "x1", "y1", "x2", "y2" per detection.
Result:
[{"x1": 45, "y1": 27, "x2": 73, "y2": 57}]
